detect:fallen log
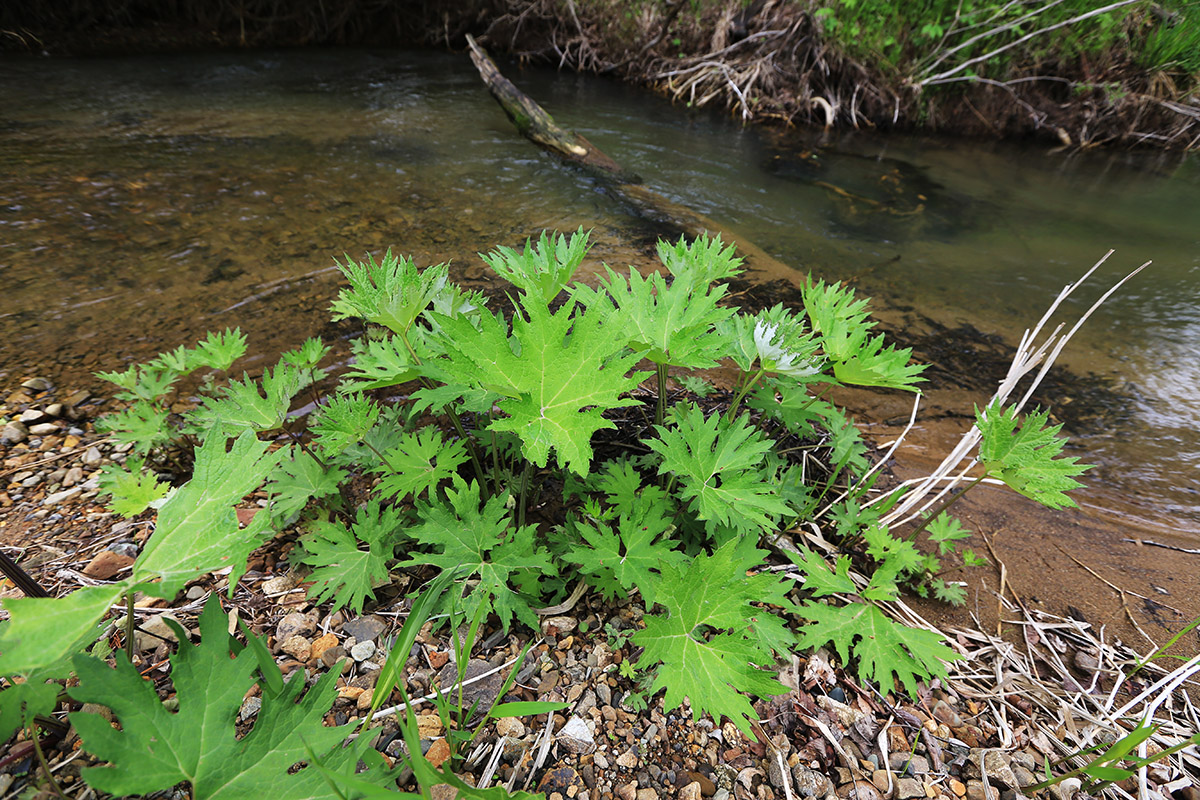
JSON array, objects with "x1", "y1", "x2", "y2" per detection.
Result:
[{"x1": 464, "y1": 34, "x2": 802, "y2": 282}]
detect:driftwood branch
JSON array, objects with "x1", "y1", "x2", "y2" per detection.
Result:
[
  {"x1": 464, "y1": 34, "x2": 803, "y2": 282},
  {"x1": 465, "y1": 34, "x2": 640, "y2": 184}
]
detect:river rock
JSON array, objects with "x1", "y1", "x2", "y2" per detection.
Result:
[
  {"x1": 81, "y1": 445, "x2": 103, "y2": 466},
  {"x1": 342, "y1": 614, "x2": 385, "y2": 642},
  {"x1": 20, "y1": 377, "x2": 52, "y2": 392},
  {"x1": 350, "y1": 640, "x2": 376, "y2": 662},
  {"x1": 83, "y1": 550, "x2": 135, "y2": 580},
  {"x1": 280, "y1": 635, "x2": 312, "y2": 662},
  {"x1": 1, "y1": 421, "x2": 28, "y2": 444},
  {"x1": 43, "y1": 486, "x2": 81, "y2": 506},
  {"x1": 18, "y1": 409, "x2": 46, "y2": 424},
  {"x1": 29, "y1": 422, "x2": 59, "y2": 436},
  {"x1": 556, "y1": 715, "x2": 595, "y2": 754},
  {"x1": 274, "y1": 611, "x2": 313, "y2": 642},
  {"x1": 792, "y1": 767, "x2": 833, "y2": 798}
]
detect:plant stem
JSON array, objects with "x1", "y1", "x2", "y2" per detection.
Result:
[
  {"x1": 125, "y1": 591, "x2": 136, "y2": 663},
  {"x1": 28, "y1": 721, "x2": 68, "y2": 800},
  {"x1": 655, "y1": 362, "x2": 669, "y2": 427},
  {"x1": 726, "y1": 369, "x2": 764, "y2": 422},
  {"x1": 517, "y1": 461, "x2": 533, "y2": 529},
  {"x1": 905, "y1": 473, "x2": 987, "y2": 541}
]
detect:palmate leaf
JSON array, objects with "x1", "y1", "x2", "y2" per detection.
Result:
[
  {"x1": 265, "y1": 449, "x2": 348, "y2": 526},
  {"x1": 374, "y1": 428, "x2": 469, "y2": 502},
  {"x1": 633, "y1": 540, "x2": 797, "y2": 738},
  {"x1": 0, "y1": 670, "x2": 62, "y2": 741},
  {"x1": 976, "y1": 404, "x2": 1091, "y2": 508},
  {"x1": 786, "y1": 546, "x2": 856, "y2": 597},
  {"x1": 480, "y1": 227, "x2": 590, "y2": 305},
  {"x1": 134, "y1": 431, "x2": 282, "y2": 598},
  {"x1": 94, "y1": 400, "x2": 172, "y2": 455},
  {"x1": 401, "y1": 478, "x2": 555, "y2": 633},
  {"x1": 69, "y1": 598, "x2": 395, "y2": 800},
  {"x1": 801, "y1": 278, "x2": 874, "y2": 363},
  {"x1": 298, "y1": 502, "x2": 405, "y2": 615},
  {"x1": 646, "y1": 403, "x2": 792, "y2": 537},
  {"x1": 341, "y1": 335, "x2": 423, "y2": 391},
  {"x1": 656, "y1": 233, "x2": 744, "y2": 289},
  {"x1": 310, "y1": 393, "x2": 381, "y2": 456},
  {"x1": 585, "y1": 262, "x2": 733, "y2": 369},
  {"x1": 567, "y1": 506, "x2": 685, "y2": 609},
  {"x1": 191, "y1": 328, "x2": 248, "y2": 372},
  {"x1": 330, "y1": 249, "x2": 448, "y2": 335},
  {"x1": 435, "y1": 297, "x2": 647, "y2": 476},
  {"x1": 191, "y1": 362, "x2": 309, "y2": 434},
  {"x1": 831, "y1": 333, "x2": 925, "y2": 390},
  {"x1": 796, "y1": 600, "x2": 960, "y2": 698},
  {"x1": 97, "y1": 456, "x2": 170, "y2": 518}
]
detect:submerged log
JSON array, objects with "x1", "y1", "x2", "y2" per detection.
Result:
[{"x1": 465, "y1": 34, "x2": 801, "y2": 281}]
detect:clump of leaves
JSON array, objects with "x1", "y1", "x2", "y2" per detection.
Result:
[{"x1": 0, "y1": 229, "x2": 1097, "y2": 792}]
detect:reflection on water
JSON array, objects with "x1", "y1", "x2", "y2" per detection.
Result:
[{"x1": 1, "y1": 48, "x2": 1197, "y2": 528}]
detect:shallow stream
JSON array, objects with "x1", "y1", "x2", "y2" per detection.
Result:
[{"x1": 2, "y1": 49, "x2": 1197, "y2": 530}]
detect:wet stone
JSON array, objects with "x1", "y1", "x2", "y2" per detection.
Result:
[{"x1": 1, "y1": 421, "x2": 28, "y2": 445}]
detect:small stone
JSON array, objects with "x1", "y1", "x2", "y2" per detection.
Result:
[
  {"x1": 43, "y1": 486, "x2": 81, "y2": 506},
  {"x1": 311, "y1": 633, "x2": 339, "y2": 662},
  {"x1": 1011, "y1": 767, "x2": 1035, "y2": 788},
  {"x1": 556, "y1": 715, "x2": 595, "y2": 754},
  {"x1": 263, "y1": 574, "x2": 298, "y2": 596},
  {"x1": 239, "y1": 696, "x2": 262, "y2": 721},
  {"x1": 437, "y1": 658, "x2": 503, "y2": 714},
  {"x1": 616, "y1": 749, "x2": 638, "y2": 769},
  {"x1": 136, "y1": 613, "x2": 182, "y2": 652},
  {"x1": 836, "y1": 781, "x2": 881, "y2": 800},
  {"x1": 62, "y1": 466, "x2": 84, "y2": 486},
  {"x1": 343, "y1": 615, "x2": 386, "y2": 642},
  {"x1": 44, "y1": 403, "x2": 65, "y2": 418},
  {"x1": 1, "y1": 421, "x2": 29, "y2": 445},
  {"x1": 350, "y1": 640, "x2": 377, "y2": 662},
  {"x1": 539, "y1": 766, "x2": 584, "y2": 797},
  {"x1": 430, "y1": 785, "x2": 458, "y2": 800},
  {"x1": 931, "y1": 700, "x2": 963, "y2": 728},
  {"x1": 20, "y1": 377, "x2": 52, "y2": 392},
  {"x1": 636, "y1": 790, "x2": 658, "y2": 800},
  {"x1": 896, "y1": 778, "x2": 925, "y2": 799},
  {"x1": 768, "y1": 756, "x2": 788, "y2": 790},
  {"x1": 496, "y1": 716, "x2": 525, "y2": 738},
  {"x1": 338, "y1": 686, "x2": 365, "y2": 701},
  {"x1": 541, "y1": 615, "x2": 578, "y2": 636},
  {"x1": 185, "y1": 585, "x2": 206, "y2": 600},
  {"x1": 617, "y1": 783, "x2": 637, "y2": 800},
  {"x1": 791, "y1": 767, "x2": 831, "y2": 798},
  {"x1": 274, "y1": 611, "x2": 313, "y2": 642},
  {"x1": 29, "y1": 422, "x2": 58, "y2": 436},
  {"x1": 594, "y1": 753, "x2": 610, "y2": 770},
  {"x1": 425, "y1": 738, "x2": 451, "y2": 769},
  {"x1": 81, "y1": 446, "x2": 103, "y2": 466},
  {"x1": 680, "y1": 783, "x2": 703, "y2": 800},
  {"x1": 18, "y1": 409, "x2": 46, "y2": 424},
  {"x1": 321, "y1": 646, "x2": 348, "y2": 668},
  {"x1": 356, "y1": 689, "x2": 375, "y2": 711},
  {"x1": 949, "y1": 779, "x2": 966, "y2": 797},
  {"x1": 979, "y1": 752, "x2": 1019, "y2": 791},
  {"x1": 280, "y1": 635, "x2": 312, "y2": 662},
  {"x1": 417, "y1": 714, "x2": 443, "y2": 738},
  {"x1": 964, "y1": 782, "x2": 998, "y2": 800},
  {"x1": 64, "y1": 389, "x2": 90, "y2": 407},
  {"x1": 82, "y1": 550, "x2": 135, "y2": 580}
]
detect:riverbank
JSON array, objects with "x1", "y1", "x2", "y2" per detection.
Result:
[{"x1": 3, "y1": 1, "x2": 1199, "y2": 149}]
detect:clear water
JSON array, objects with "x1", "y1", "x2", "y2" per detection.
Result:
[{"x1": 1, "y1": 49, "x2": 1197, "y2": 528}]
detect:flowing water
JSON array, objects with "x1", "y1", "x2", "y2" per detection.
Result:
[{"x1": 2, "y1": 49, "x2": 1197, "y2": 530}]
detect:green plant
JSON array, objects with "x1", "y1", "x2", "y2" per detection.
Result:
[
  {"x1": 0, "y1": 230, "x2": 1100, "y2": 793},
  {"x1": 1026, "y1": 724, "x2": 1200, "y2": 796}
]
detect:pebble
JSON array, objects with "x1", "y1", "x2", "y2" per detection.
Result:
[
  {"x1": 616, "y1": 783, "x2": 637, "y2": 800},
  {"x1": 263, "y1": 574, "x2": 298, "y2": 595},
  {"x1": 280, "y1": 635, "x2": 312, "y2": 662},
  {"x1": 616, "y1": 749, "x2": 638, "y2": 769},
  {"x1": 964, "y1": 782, "x2": 998, "y2": 800},
  {"x1": 29, "y1": 422, "x2": 59, "y2": 436},
  {"x1": 274, "y1": 611, "x2": 313, "y2": 642},
  {"x1": 21, "y1": 377, "x2": 52, "y2": 392},
  {"x1": 541, "y1": 615, "x2": 578, "y2": 636},
  {"x1": 425, "y1": 738, "x2": 451, "y2": 769},
  {"x1": 791, "y1": 767, "x2": 831, "y2": 798},
  {"x1": 63, "y1": 466, "x2": 84, "y2": 486},
  {"x1": 1, "y1": 421, "x2": 28, "y2": 444},
  {"x1": 44, "y1": 403, "x2": 64, "y2": 417},
  {"x1": 81, "y1": 446, "x2": 103, "y2": 466},
  {"x1": 679, "y1": 783, "x2": 702, "y2": 800},
  {"x1": 836, "y1": 781, "x2": 881, "y2": 800},
  {"x1": 556, "y1": 715, "x2": 595, "y2": 754},
  {"x1": 350, "y1": 640, "x2": 377, "y2": 662},
  {"x1": 239, "y1": 696, "x2": 262, "y2": 721},
  {"x1": 310, "y1": 633, "x2": 339, "y2": 662},
  {"x1": 896, "y1": 778, "x2": 925, "y2": 799},
  {"x1": 43, "y1": 486, "x2": 82, "y2": 506},
  {"x1": 136, "y1": 613, "x2": 182, "y2": 652},
  {"x1": 18, "y1": 409, "x2": 46, "y2": 424},
  {"x1": 635, "y1": 789, "x2": 658, "y2": 800},
  {"x1": 82, "y1": 550, "x2": 135, "y2": 580},
  {"x1": 343, "y1": 614, "x2": 386, "y2": 642},
  {"x1": 496, "y1": 716, "x2": 525, "y2": 738}
]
